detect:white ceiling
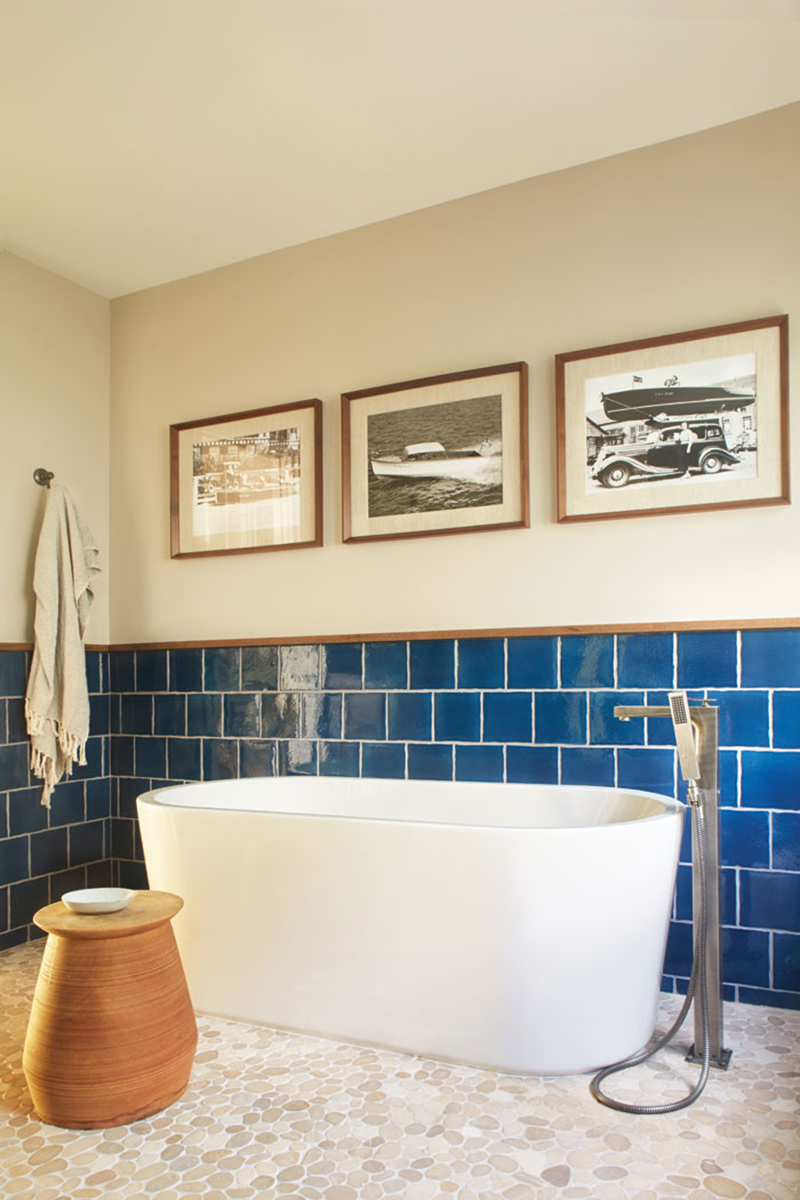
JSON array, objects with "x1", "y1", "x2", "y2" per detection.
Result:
[{"x1": 3, "y1": 0, "x2": 800, "y2": 299}]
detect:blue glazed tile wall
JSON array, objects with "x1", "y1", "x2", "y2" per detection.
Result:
[
  {"x1": 0, "y1": 649, "x2": 112, "y2": 949},
  {"x1": 101, "y1": 629, "x2": 800, "y2": 1012},
  {"x1": 4, "y1": 630, "x2": 799, "y2": 1012}
]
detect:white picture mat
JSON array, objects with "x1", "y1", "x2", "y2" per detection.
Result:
[
  {"x1": 563, "y1": 326, "x2": 782, "y2": 518},
  {"x1": 178, "y1": 407, "x2": 317, "y2": 552},
  {"x1": 348, "y1": 373, "x2": 522, "y2": 539}
]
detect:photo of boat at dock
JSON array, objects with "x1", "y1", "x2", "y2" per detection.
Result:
[{"x1": 367, "y1": 394, "x2": 503, "y2": 518}]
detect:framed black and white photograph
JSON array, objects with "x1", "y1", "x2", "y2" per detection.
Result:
[
  {"x1": 556, "y1": 315, "x2": 789, "y2": 523},
  {"x1": 170, "y1": 399, "x2": 322, "y2": 557},
  {"x1": 341, "y1": 363, "x2": 529, "y2": 543}
]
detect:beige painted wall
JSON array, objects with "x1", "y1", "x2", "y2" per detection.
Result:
[
  {"x1": 110, "y1": 103, "x2": 800, "y2": 644},
  {"x1": 1, "y1": 252, "x2": 110, "y2": 643}
]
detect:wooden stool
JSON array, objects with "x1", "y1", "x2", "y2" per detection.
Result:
[{"x1": 23, "y1": 891, "x2": 198, "y2": 1129}]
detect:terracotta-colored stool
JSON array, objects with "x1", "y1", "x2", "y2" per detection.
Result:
[{"x1": 23, "y1": 890, "x2": 197, "y2": 1129}]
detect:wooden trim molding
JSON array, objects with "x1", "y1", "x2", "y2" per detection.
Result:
[{"x1": 2, "y1": 616, "x2": 799, "y2": 656}]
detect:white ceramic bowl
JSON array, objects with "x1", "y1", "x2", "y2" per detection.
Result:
[{"x1": 61, "y1": 888, "x2": 137, "y2": 914}]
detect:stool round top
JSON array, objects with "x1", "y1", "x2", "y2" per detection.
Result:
[{"x1": 34, "y1": 891, "x2": 184, "y2": 939}]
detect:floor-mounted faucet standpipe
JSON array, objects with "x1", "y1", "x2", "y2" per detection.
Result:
[{"x1": 589, "y1": 694, "x2": 732, "y2": 1114}]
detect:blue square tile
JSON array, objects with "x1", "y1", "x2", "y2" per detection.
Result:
[
  {"x1": 561, "y1": 635, "x2": 614, "y2": 688},
  {"x1": 456, "y1": 745, "x2": 504, "y2": 782},
  {"x1": 277, "y1": 740, "x2": 317, "y2": 776},
  {"x1": 534, "y1": 692, "x2": 587, "y2": 745},
  {"x1": 109, "y1": 694, "x2": 121, "y2": 734},
  {"x1": 362, "y1": 743, "x2": 406, "y2": 779},
  {"x1": 719, "y1": 749, "x2": 738, "y2": 807},
  {"x1": 773, "y1": 812, "x2": 800, "y2": 870},
  {"x1": 84, "y1": 651, "x2": 101, "y2": 695},
  {"x1": 774, "y1": 932, "x2": 800, "y2": 993},
  {"x1": 434, "y1": 693, "x2": 480, "y2": 742},
  {"x1": 203, "y1": 739, "x2": 239, "y2": 781},
  {"x1": 507, "y1": 637, "x2": 557, "y2": 689},
  {"x1": 741, "y1": 750, "x2": 800, "y2": 810},
  {"x1": 0, "y1": 835, "x2": 30, "y2": 885},
  {"x1": 110, "y1": 735, "x2": 134, "y2": 776},
  {"x1": 344, "y1": 693, "x2": 386, "y2": 741},
  {"x1": 135, "y1": 736, "x2": 167, "y2": 779},
  {"x1": 387, "y1": 693, "x2": 431, "y2": 742},
  {"x1": 561, "y1": 747, "x2": 615, "y2": 787},
  {"x1": 167, "y1": 738, "x2": 201, "y2": 780},
  {"x1": 30, "y1": 827, "x2": 68, "y2": 877},
  {"x1": 205, "y1": 647, "x2": 241, "y2": 692},
  {"x1": 410, "y1": 640, "x2": 455, "y2": 690},
  {"x1": 154, "y1": 694, "x2": 186, "y2": 736},
  {"x1": 240, "y1": 739, "x2": 277, "y2": 777},
  {"x1": 0, "y1": 652, "x2": 26, "y2": 700},
  {"x1": 720, "y1": 808, "x2": 769, "y2": 868},
  {"x1": 590, "y1": 691, "x2": 645, "y2": 745},
  {"x1": 740, "y1": 869, "x2": 800, "y2": 932},
  {"x1": 261, "y1": 694, "x2": 300, "y2": 739},
  {"x1": 506, "y1": 746, "x2": 558, "y2": 784},
  {"x1": 321, "y1": 643, "x2": 362, "y2": 690},
  {"x1": 738, "y1": 986, "x2": 800, "y2": 1010},
  {"x1": 187, "y1": 693, "x2": 223, "y2": 737},
  {"x1": 68, "y1": 734, "x2": 104, "y2": 783},
  {"x1": 6, "y1": 697, "x2": 26, "y2": 743},
  {"x1": 9, "y1": 786, "x2": 47, "y2": 834},
  {"x1": 9, "y1": 877, "x2": 49, "y2": 928},
  {"x1": 170, "y1": 648, "x2": 203, "y2": 692},
  {"x1": 120, "y1": 694, "x2": 153, "y2": 735},
  {"x1": 86, "y1": 858, "x2": 113, "y2": 888},
  {"x1": 302, "y1": 693, "x2": 342, "y2": 740},
  {"x1": 408, "y1": 743, "x2": 452, "y2": 780},
  {"x1": 0, "y1": 744, "x2": 29, "y2": 790},
  {"x1": 224, "y1": 693, "x2": 260, "y2": 738},
  {"x1": 722, "y1": 926, "x2": 770, "y2": 988},
  {"x1": 663, "y1": 920, "x2": 693, "y2": 978},
  {"x1": 773, "y1": 691, "x2": 800, "y2": 748},
  {"x1": 0, "y1": 886, "x2": 6, "y2": 931},
  {"x1": 742, "y1": 629, "x2": 800, "y2": 687},
  {"x1": 364, "y1": 642, "x2": 408, "y2": 690},
  {"x1": 617, "y1": 747, "x2": 675, "y2": 795},
  {"x1": 111, "y1": 817, "x2": 133, "y2": 859},
  {"x1": 0, "y1": 799, "x2": 6, "y2": 839},
  {"x1": 319, "y1": 742, "x2": 360, "y2": 777},
  {"x1": 280, "y1": 645, "x2": 320, "y2": 690},
  {"x1": 677, "y1": 631, "x2": 737, "y2": 688},
  {"x1": 617, "y1": 633, "x2": 674, "y2": 689},
  {"x1": 706, "y1": 690, "x2": 769, "y2": 747},
  {"x1": 70, "y1": 820, "x2": 105, "y2": 867},
  {"x1": 110, "y1": 651, "x2": 134, "y2": 693},
  {"x1": 119, "y1": 774, "x2": 143, "y2": 818},
  {"x1": 457, "y1": 639, "x2": 504, "y2": 689},
  {"x1": 86, "y1": 778, "x2": 112, "y2": 821},
  {"x1": 89, "y1": 693, "x2": 109, "y2": 736},
  {"x1": 136, "y1": 650, "x2": 167, "y2": 692},
  {"x1": 676, "y1": 864, "x2": 736, "y2": 924},
  {"x1": 241, "y1": 646, "x2": 279, "y2": 691},
  {"x1": 483, "y1": 692, "x2": 532, "y2": 744}
]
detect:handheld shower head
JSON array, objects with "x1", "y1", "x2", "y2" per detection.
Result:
[{"x1": 669, "y1": 691, "x2": 701, "y2": 782}]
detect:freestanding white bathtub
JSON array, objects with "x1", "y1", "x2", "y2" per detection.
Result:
[{"x1": 138, "y1": 777, "x2": 684, "y2": 1075}]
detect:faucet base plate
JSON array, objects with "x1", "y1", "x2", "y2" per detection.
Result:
[{"x1": 685, "y1": 1044, "x2": 733, "y2": 1070}]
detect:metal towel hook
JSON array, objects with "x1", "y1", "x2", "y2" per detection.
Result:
[{"x1": 33, "y1": 468, "x2": 54, "y2": 488}]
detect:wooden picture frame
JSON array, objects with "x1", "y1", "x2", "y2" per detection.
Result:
[
  {"x1": 170, "y1": 399, "x2": 322, "y2": 558},
  {"x1": 341, "y1": 362, "x2": 529, "y2": 544},
  {"x1": 556, "y1": 315, "x2": 789, "y2": 523}
]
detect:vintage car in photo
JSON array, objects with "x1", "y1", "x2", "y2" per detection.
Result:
[{"x1": 590, "y1": 420, "x2": 740, "y2": 489}]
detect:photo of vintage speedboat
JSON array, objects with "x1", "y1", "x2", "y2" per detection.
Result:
[
  {"x1": 600, "y1": 384, "x2": 755, "y2": 422},
  {"x1": 370, "y1": 441, "x2": 501, "y2": 483}
]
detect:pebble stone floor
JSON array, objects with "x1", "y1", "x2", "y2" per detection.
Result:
[{"x1": 1, "y1": 942, "x2": 798, "y2": 1200}]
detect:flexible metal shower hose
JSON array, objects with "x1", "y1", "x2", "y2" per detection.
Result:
[{"x1": 589, "y1": 801, "x2": 711, "y2": 1114}]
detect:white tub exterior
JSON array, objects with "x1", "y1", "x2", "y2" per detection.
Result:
[{"x1": 138, "y1": 777, "x2": 684, "y2": 1075}]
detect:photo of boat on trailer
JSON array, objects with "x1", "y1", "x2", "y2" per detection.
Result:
[
  {"x1": 370, "y1": 440, "x2": 501, "y2": 483},
  {"x1": 600, "y1": 384, "x2": 755, "y2": 422}
]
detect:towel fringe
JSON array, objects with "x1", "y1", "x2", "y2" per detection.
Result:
[{"x1": 27, "y1": 700, "x2": 88, "y2": 807}]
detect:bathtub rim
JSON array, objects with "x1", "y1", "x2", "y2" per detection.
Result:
[{"x1": 136, "y1": 776, "x2": 685, "y2": 834}]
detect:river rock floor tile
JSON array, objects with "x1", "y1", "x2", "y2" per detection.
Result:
[{"x1": 1, "y1": 941, "x2": 798, "y2": 1200}]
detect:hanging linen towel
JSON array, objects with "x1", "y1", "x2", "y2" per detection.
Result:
[{"x1": 25, "y1": 484, "x2": 101, "y2": 806}]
